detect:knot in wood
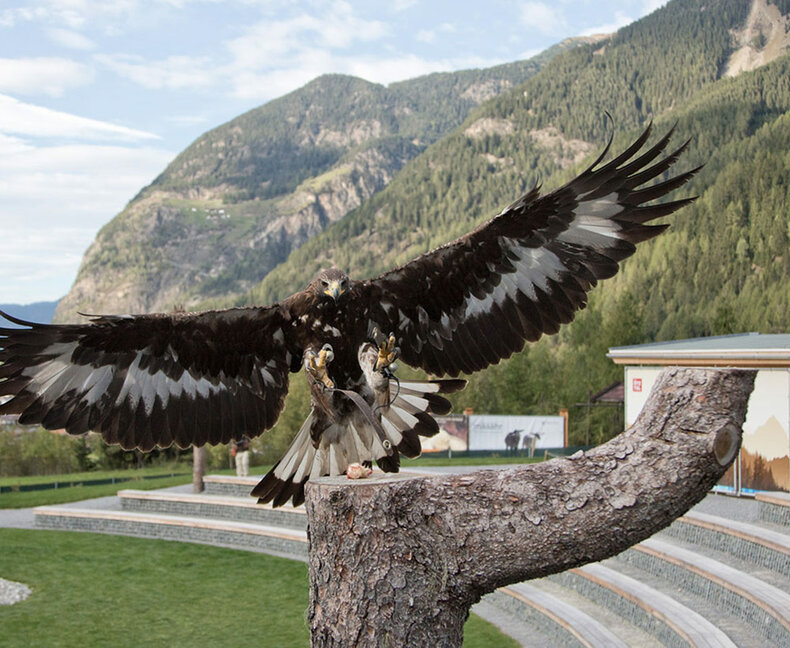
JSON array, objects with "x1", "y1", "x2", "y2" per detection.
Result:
[{"x1": 711, "y1": 421, "x2": 740, "y2": 467}]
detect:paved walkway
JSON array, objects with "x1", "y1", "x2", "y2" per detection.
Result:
[{"x1": 0, "y1": 483, "x2": 194, "y2": 530}]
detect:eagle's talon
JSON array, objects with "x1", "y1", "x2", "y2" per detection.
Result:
[
  {"x1": 306, "y1": 344, "x2": 335, "y2": 389},
  {"x1": 375, "y1": 334, "x2": 399, "y2": 372}
]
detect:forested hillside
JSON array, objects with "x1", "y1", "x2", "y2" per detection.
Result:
[
  {"x1": 238, "y1": 0, "x2": 790, "y2": 449},
  {"x1": 54, "y1": 39, "x2": 588, "y2": 322}
]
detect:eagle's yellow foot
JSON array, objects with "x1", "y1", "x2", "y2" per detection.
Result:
[
  {"x1": 374, "y1": 334, "x2": 399, "y2": 373},
  {"x1": 306, "y1": 344, "x2": 335, "y2": 389}
]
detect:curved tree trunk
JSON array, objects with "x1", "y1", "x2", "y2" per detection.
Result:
[{"x1": 305, "y1": 368, "x2": 755, "y2": 647}]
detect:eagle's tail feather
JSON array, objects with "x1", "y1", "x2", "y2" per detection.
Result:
[
  {"x1": 252, "y1": 412, "x2": 315, "y2": 507},
  {"x1": 252, "y1": 379, "x2": 467, "y2": 507},
  {"x1": 379, "y1": 378, "x2": 466, "y2": 461}
]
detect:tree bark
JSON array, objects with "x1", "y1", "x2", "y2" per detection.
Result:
[
  {"x1": 192, "y1": 445, "x2": 207, "y2": 493},
  {"x1": 305, "y1": 368, "x2": 756, "y2": 647}
]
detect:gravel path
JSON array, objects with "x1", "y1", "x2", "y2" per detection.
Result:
[{"x1": 0, "y1": 577, "x2": 31, "y2": 605}]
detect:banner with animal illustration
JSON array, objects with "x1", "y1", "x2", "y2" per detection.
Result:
[{"x1": 467, "y1": 415, "x2": 565, "y2": 453}]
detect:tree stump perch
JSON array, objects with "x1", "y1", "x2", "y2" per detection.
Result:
[{"x1": 305, "y1": 368, "x2": 756, "y2": 647}]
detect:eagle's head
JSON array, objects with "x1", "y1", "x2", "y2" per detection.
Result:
[{"x1": 310, "y1": 268, "x2": 351, "y2": 303}]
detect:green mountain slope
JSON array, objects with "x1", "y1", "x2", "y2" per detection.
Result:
[
  {"x1": 239, "y1": 0, "x2": 790, "y2": 447},
  {"x1": 246, "y1": 0, "x2": 755, "y2": 305},
  {"x1": 53, "y1": 39, "x2": 590, "y2": 322}
]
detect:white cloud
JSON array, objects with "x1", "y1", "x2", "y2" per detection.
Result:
[
  {"x1": 0, "y1": 142, "x2": 174, "y2": 303},
  {"x1": 391, "y1": 0, "x2": 418, "y2": 11},
  {"x1": 520, "y1": 2, "x2": 568, "y2": 36},
  {"x1": 416, "y1": 29, "x2": 435, "y2": 43},
  {"x1": 0, "y1": 133, "x2": 32, "y2": 156},
  {"x1": 0, "y1": 6, "x2": 49, "y2": 28},
  {"x1": 0, "y1": 57, "x2": 93, "y2": 97},
  {"x1": 47, "y1": 27, "x2": 97, "y2": 50},
  {"x1": 95, "y1": 1, "x2": 395, "y2": 100},
  {"x1": 165, "y1": 113, "x2": 211, "y2": 126},
  {"x1": 579, "y1": 11, "x2": 633, "y2": 36},
  {"x1": 225, "y1": 2, "x2": 387, "y2": 68},
  {"x1": 0, "y1": 94, "x2": 159, "y2": 141},
  {"x1": 90, "y1": 1, "x2": 391, "y2": 101},
  {"x1": 95, "y1": 53, "x2": 216, "y2": 90},
  {"x1": 0, "y1": 226, "x2": 94, "y2": 302}
]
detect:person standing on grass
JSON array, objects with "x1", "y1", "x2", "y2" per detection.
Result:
[{"x1": 233, "y1": 437, "x2": 250, "y2": 477}]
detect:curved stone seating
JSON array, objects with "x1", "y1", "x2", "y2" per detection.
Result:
[
  {"x1": 667, "y1": 510, "x2": 790, "y2": 578},
  {"x1": 624, "y1": 537, "x2": 790, "y2": 647},
  {"x1": 118, "y1": 489, "x2": 307, "y2": 530},
  {"x1": 756, "y1": 491, "x2": 790, "y2": 527},
  {"x1": 202, "y1": 474, "x2": 260, "y2": 498},
  {"x1": 550, "y1": 563, "x2": 737, "y2": 648},
  {"x1": 492, "y1": 581, "x2": 631, "y2": 648},
  {"x1": 34, "y1": 506, "x2": 308, "y2": 559}
]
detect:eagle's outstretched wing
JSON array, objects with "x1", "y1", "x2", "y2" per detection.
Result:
[
  {"x1": 0, "y1": 307, "x2": 293, "y2": 451},
  {"x1": 361, "y1": 124, "x2": 699, "y2": 377}
]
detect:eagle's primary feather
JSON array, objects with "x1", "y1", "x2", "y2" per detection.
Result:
[{"x1": 0, "y1": 123, "x2": 697, "y2": 506}]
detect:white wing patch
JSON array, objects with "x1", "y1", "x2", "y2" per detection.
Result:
[
  {"x1": 463, "y1": 241, "x2": 567, "y2": 319},
  {"x1": 559, "y1": 215, "x2": 624, "y2": 249},
  {"x1": 104, "y1": 349, "x2": 224, "y2": 415},
  {"x1": 574, "y1": 192, "x2": 623, "y2": 217}
]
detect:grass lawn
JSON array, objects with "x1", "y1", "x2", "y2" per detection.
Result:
[
  {"x1": 0, "y1": 465, "x2": 191, "y2": 487},
  {"x1": 0, "y1": 456, "x2": 543, "y2": 508},
  {"x1": 0, "y1": 529, "x2": 519, "y2": 648},
  {"x1": 0, "y1": 474, "x2": 196, "y2": 509}
]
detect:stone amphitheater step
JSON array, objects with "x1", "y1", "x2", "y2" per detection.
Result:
[
  {"x1": 201, "y1": 471, "x2": 433, "y2": 498},
  {"x1": 666, "y1": 510, "x2": 790, "y2": 582},
  {"x1": 616, "y1": 535, "x2": 790, "y2": 647},
  {"x1": 34, "y1": 506, "x2": 307, "y2": 560},
  {"x1": 202, "y1": 474, "x2": 260, "y2": 498},
  {"x1": 756, "y1": 491, "x2": 790, "y2": 527},
  {"x1": 118, "y1": 489, "x2": 307, "y2": 530},
  {"x1": 483, "y1": 580, "x2": 640, "y2": 648},
  {"x1": 548, "y1": 563, "x2": 739, "y2": 648}
]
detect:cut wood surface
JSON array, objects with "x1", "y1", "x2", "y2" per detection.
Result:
[{"x1": 305, "y1": 368, "x2": 755, "y2": 647}]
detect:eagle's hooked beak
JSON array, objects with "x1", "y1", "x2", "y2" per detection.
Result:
[{"x1": 323, "y1": 280, "x2": 345, "y2": 302}]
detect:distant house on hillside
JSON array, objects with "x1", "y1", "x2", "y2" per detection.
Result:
[{"x1": 608, "y1": 333, "x2": 790, "y2": 496}]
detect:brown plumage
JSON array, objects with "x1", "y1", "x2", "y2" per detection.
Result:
[{"x1": 0, "y1": 123, "x2": 697, "y2": 506}]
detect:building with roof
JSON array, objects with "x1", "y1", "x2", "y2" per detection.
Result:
[{"x1": 608, "y1": 333, "x2": 790, "y2": 496}]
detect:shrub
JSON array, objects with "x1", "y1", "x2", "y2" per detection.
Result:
[{"x1": 0, "y1": 427, "x2": 84, "y2": 477}]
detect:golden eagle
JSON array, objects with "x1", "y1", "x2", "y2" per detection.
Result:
[{"x1": 0, "y1": 124, "x2": 697, "y2": 506}]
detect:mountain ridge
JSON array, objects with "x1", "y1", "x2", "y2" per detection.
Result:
[{"x1": 53, "y1": 37, "x2": 592, "y2": 322}]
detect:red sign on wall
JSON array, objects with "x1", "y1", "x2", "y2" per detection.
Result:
[{"x1": 632, "y1": 378, "x2": 643, "y2": 393}]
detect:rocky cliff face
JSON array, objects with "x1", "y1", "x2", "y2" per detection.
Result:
[
  {"x1": 56, "y1": 141, "x2": 409, "y2": 318},
  {"x1": 725, "y1": 0, "x2": 790, "y2": 77}
]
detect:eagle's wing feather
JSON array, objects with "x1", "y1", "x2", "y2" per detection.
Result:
[
  {"x1": 0, "y1": 307, "x2": 294, "y2": 451},
  {"x1": 362, "y1": 124, "x2": 699, "y2": 377}
]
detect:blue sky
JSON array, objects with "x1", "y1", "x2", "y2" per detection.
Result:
[{"x1": 0, "y1": 0, "x2": 667, "y2": 305}]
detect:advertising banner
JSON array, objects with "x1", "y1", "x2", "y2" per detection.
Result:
[{"x1": 468, "y1": 415, "x2": 565, "y2": 453}]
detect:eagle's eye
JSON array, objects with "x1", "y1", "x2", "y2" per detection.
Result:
[{"x1": 321, "y1": 280, "x2": 328, "y2": 287}]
